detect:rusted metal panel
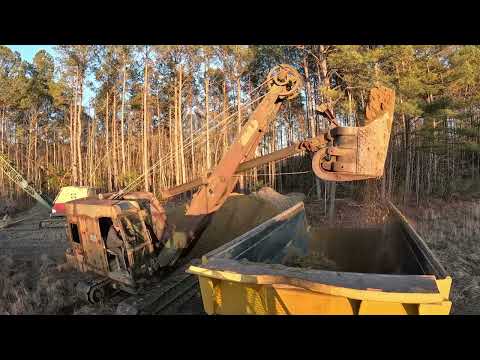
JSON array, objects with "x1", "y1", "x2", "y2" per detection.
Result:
[
  {"x1": 79, "y1": 216, "x2": 109, "y2": 273},
  {"x1": 121, "y1": 191, "x2": 167, "y2": 244},
  {"x1": 65, "y1": 199, "x2": 121, "y2": 218}
]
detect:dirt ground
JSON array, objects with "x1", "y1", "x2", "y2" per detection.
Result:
[
  {"x1": 400, "y1": 199, "x2": 480, "y2": 315},
  {"x1": 0, "y1": 204, "x2": 67, "y2": 261},
  {"x1": 0, "y1": 203, "x2": 96, "y2": 314},
  {"x1": 0, "y1": 193, "x2": 478, "y2": 314},
  {"x1": 0, "y1": 197, "x2": 32, "y2": 218}
]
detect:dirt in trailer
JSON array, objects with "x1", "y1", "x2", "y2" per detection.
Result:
[{"x1": 0, "y1": 192, "x2": 479, "y2": 314}]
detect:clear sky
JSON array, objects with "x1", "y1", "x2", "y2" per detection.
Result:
[
  {"x1": 6, "y1": 45, "x2": 56, "y2": 62},
  {"x1": 5, "y1": 45, "x2": 94, "y2": 109}
]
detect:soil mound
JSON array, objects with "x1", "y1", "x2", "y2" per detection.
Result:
[
  {"x1": 167, "y1": 193, "x2": 279, "y2": 260},
  {"x1": 252, "y1": 187, "x2": 305, "y2": 212},
  {"x1": 282, "y1": 249, "x2": 338, "y2": 271},
  {"x1": 166, "y1": 187, "x2": 304, "y2": 260}
]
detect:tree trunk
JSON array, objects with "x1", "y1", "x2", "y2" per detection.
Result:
[
  {"x1": 319, "y1": 45, "x2": 335, "y2": 208},
  {"x1": 112, "y1": 92, "x2": 118, "y2": 190},
  {"x1": 237, "y1": 77, "x2": 244, "y2": 192},
  {"x1": 168, "y1": 106, "x2": 174, "y2": 188},
  {"x1": 72, "y1": 93, "x2": 78, "y2": 185},
  {"x1": 222, "y1": 78, "x2": 228, "y2": 157},
  {"x1": 121, "y1": 62, "x2": 127, "y2": 181},
  {"x1": 90, "y1": 113, "x2": 97, "y2": 186},
  {"x1": 174, "y1": 82, "x2": 180, "y2": 186},
  {"x1": 328, "y1": 181, "x2": 336, "y2": 222},
  {"x1": 158, "y1": 125, "x2": 164, "y2": 190},
  {"x1": 416, "y1": 147, "x2": 420, "y2": 206},
  {"x1": 77, "y1": 67, "x2": 84, "y2": 186},
  {"x1": 143, "y1": 57, "x2": 149, "y2": 192},
  {"x1": 178, "y1": 67, "x2": 186, "y2": 184},
  {"x1": 190, "y1": 88, "x2": 195, "y2": 181},
  {"x1": 403, "y1": 112, "x2": 411, "y2": 204},
  {"x1": 205, "y1": 66, "x2": 211, "y2": 170},
  {"x1": 106, "y1": 92, "x2": 111, "y2": 192}
]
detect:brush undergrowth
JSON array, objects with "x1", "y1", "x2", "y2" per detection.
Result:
[
  {"x1": 405, "y1": 199, "x2": 480, "y2": 314},
  {"x1": 0, "y1": 254, "x2": 80, "y2": 315}
]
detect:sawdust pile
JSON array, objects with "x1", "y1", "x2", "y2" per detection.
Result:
[
  {"x1": 167, "y1": 187, "x2": 305, "y2": 261},
  {"x1": 0, "y1": 254, "x2": 82, "y2": 314}
]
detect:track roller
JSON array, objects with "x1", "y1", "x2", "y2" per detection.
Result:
[{"x1": 75, "y1": 279, "x2": 111, "y2": 304}]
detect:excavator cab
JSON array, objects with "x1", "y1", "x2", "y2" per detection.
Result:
[{"x1": 64, "y1": 198, "x2": 161, "y2": 294}]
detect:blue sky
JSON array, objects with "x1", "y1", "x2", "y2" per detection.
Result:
[
  {"x1": 5, "y1": 45, "x2": 94, "y2": 109},
  {"x1": 7, "y1": 45, "x2": 56, "y2": 62}
]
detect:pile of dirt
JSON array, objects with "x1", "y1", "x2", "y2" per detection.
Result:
[
  {"x1": 73, "y1": 303, "x2": 117, "y2": 315},
  {"x1": 0, "y1": 254, "x2": 86, "y2": 314},
  {"x1": 166, "y1": 187, "x2": 308, "y2": 261},
  {"x1": 283, "y1": 250, "x2": 338, "y2": 271},
  {"x1": 252, "y1": 187, "x2": 305, "y2": 212},
  {"x1": 0, "y1": 197, "x2": 31, "y2": 217},
  {"x1": 167, "y1": 192, "x2": 281, "y2": 260}
]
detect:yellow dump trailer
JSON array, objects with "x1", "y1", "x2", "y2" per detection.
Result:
[{"x1": 188, "y1": 202, "x2": 452, "y2": 315}]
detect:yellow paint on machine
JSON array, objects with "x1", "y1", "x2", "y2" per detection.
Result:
[{"x1": 190, "y1": 267, "x2": 452, "y2": 315}]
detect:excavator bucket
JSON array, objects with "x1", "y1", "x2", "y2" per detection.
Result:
[{"x1": 312, "y1": 86, "x2": 395, "y2": 182}]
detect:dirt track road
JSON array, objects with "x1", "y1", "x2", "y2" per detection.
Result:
[{"x1": 0, "y1": 204, "x2": 68, "y2": 261}]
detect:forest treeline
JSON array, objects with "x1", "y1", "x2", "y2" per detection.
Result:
[{"x1": 1, "y1": 45, "x2": 480, "y2": 210}]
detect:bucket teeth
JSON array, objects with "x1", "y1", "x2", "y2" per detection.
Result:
[{"x1": 313, "y1": 86, "x2": 395, "y2": 182}]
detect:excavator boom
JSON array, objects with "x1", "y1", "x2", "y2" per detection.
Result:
[{"x1": 188, "y1": 65, "x2": 302, "y2": 216}]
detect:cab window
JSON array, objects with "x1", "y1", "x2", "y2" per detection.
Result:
[{"x1": 120, "y1": 215, "x2": 145, "y2": 243}]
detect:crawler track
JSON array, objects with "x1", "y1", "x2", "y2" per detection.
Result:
[{"x1": 115, "y1": 264, "x2": 205, "y2": 315}]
